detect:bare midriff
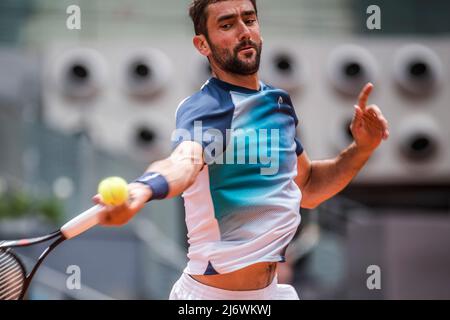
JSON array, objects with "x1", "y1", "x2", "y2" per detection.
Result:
[{"x1": 190, "y1": 262, "x2": 278, "y2": 291}]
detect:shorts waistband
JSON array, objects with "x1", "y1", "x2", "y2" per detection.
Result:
[{"x1": 180, "y1": 272, "x2": 278, "y2": 300}]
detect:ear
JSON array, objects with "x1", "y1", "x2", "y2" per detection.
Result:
[{"x1": 193, "y1": 35, "x2": 211, "y2": 57}]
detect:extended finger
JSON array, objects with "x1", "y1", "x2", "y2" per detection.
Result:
[
  {"x1": 92, "y1": 194, "x2": 103, "y2": 205},
  {"x1": 358, "y1": 82, "x2": 374, "y2": 110}
]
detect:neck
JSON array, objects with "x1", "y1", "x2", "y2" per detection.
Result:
[{"x1": 212, "y1": 67, "x2": 260, "y2": 91}]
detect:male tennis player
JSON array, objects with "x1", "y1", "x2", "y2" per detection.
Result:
[{"x1": 93, "y1": 0, "x2": 389, "y2": 300}]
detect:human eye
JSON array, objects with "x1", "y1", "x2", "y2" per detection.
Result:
[{"x1": 220, "y1": 23, "x2": 233, "y2": 30}]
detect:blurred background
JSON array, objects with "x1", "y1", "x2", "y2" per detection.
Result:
[{"x1": 0, "y1": 0, "x2": 449, "y2": 299}]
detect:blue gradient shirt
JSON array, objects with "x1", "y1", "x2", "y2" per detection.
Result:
[{"x1": 174, "y1": 77, "x2": 303, "y2": 275}]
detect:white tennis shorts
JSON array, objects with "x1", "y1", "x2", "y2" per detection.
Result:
[{"x1": 169, "y1": 273, "x2": 300, "y2": 300}]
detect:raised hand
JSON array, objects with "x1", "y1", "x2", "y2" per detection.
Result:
[{"x1": 350, "y1": 83, "x2": 390, "y2": 153}]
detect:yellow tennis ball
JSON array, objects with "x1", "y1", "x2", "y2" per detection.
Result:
[{"x1": 98, "y1": 176, "x2": 129, "y2": 206}]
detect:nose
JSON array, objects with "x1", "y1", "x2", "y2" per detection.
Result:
[{"x1": 237, "y1": 20, "x2": 251, "y2": 41}]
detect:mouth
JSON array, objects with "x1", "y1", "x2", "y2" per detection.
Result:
[{"x1": 238, "y1": 46, "x2": 256, "y2": 54}]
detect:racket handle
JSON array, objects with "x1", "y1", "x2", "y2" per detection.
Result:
[{"x1": 60, "y1": 204, "x2": 104, "y2": 239}]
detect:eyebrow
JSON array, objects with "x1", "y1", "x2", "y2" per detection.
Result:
[{"x1": 217, "y1": 10, "x2": 256, "y2": 23}]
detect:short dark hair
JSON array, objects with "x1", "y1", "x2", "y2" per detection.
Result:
[{"x1": 189, "y1": 0, "x2": 258, "y2": 37}]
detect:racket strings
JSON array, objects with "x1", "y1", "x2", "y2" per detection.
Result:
[{"x1": 0, "y1": 249, "x2": 26, "y2": 300}]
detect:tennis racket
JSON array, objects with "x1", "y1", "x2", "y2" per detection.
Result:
[{"x1": 0, "y1": 204, "x2": 105, "y2": 300}]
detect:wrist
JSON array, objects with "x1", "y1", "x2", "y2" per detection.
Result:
[
  {"x1": 133, "y1": 172, "x2": 169, "y2": 202},
  {"x1": 352, "y1": 141, "x2": 375, "y2": 157},
  {"x1": 130, "y1": 182, "x2": 153, "y2": 200}
]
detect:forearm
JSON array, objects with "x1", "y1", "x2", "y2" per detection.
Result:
[
  {"x1": 97, "y1": 142, "x2": 203, "y2": 226},
  {"x1": 302, "y1": 141, "x2": 372, "y2": 208},
  {"x1": 141, "y1": 142, "x2": 204, "y2": 199}
]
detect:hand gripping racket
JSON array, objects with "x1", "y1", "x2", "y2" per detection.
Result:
[{"x1": 0, "y1": 204, "x2": 105, "y2": 300}]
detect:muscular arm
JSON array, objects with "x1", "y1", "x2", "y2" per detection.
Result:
[
  {"x1": 96, "y1": 141, "x2": 204, "y2": 225},
  {"x1": 145, "y1": 141, "x2": 204, "y2": 198},
  {"x1": 295, "y1": 83, "x2": 389, "y2": 209},
  {"x1": 295, "y1": 144, "x2": 372, "y2": 209}
]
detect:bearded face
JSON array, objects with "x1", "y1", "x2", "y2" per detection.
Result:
[{"x1": 208, "y1": 38, "x2": 262, "y2": 75}]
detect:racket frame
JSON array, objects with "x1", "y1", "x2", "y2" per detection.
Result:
[
  {"x1": 0, "y1": 231, "x2": 67, "y2": 300},
  {"x1": 0, "y1": 203, "x2": 104, "y2": 300}
]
